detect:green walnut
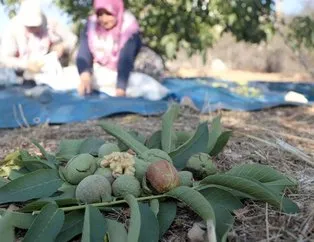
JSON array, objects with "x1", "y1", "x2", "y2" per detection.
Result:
[
  {"x1": 94, "y1": 167, "x2": 114, "y2": 183},
  {"x1": 63, "y1": 154, "x2": 97, "y2": 185},
  {"x1": 134, "y1": 157, "x2": 150, "y2": 181},
  {"x1": 75, "y1": 175, "x2": 112, "y2": 204},
  {"x1": 112, "y1": 175, "x2": 142, "y2": 198},
  {"x1": 98, "y1": 143, "x2": 120, "y2": 158},
  {"x1": 186, "y1": 153, "x2": 217, "y2": 179},
  {"x1": 178, "y1": 171, "x2": 194, "y2": 187},
  {"x1": 95, "y1": 157, "x2": 103, "y2": 167}
]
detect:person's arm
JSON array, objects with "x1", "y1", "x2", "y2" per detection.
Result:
[
  {"x1": 117, "y1": 32, "x2": 142, "y2": 92},
  {"x1": 116, "y1": 12, "x2": 141, "y2": 94},
  {"x1": 0, "y1": 26, "x2": 28, "y2": 70},
  {"x1": 76, "y1": 23, "x2": 94, "y2": 96},
  {"x1": 76, "y1": 23, "x2": 93, "y2": 75},
  {"x1": 48, "y1": 19, "x2": 78, "y2": 54}
]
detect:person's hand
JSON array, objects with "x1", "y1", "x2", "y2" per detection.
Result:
[
  {"x1": 26, "y1": 60, "x2": 44, "y2": 73},
  {"x1": 51, "y1": 43, "x2": 65, "y2": 58},
  {"x1": 116, "y1": 88, "x2": 126, "y2": 97},
  {"x1": 78, "y1": 72, "x2": 92, "y2": 96}
]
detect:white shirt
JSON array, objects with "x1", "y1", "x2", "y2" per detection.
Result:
[{"x1": 0, "y1": 15, "x2": 77, "y2": 70}]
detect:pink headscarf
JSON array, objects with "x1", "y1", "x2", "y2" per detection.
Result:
[
  {"x1": 88, "y1": 0, "x2": 139, "y2": 69},
  {"x1": 93, "y1": 0, "x2": 124, "y2": 50}
]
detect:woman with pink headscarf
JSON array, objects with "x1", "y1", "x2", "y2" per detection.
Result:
[{"x1": 76, "y1": 0, "x2": 166, "y2": 98}]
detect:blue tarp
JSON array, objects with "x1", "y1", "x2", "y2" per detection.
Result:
[{"x1": 1, "y1": 77, "x2": 313, "y2": 129}]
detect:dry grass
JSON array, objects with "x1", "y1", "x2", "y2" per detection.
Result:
[
  {"x1": 173, "y1": 69, "x2": 312, "y2": 83},
  {"x1": 0, "y1": 105, "x2": 313, "y2": 241},
  {"x1": 168, "y1": 33, "x2": 314, "y2": 79},
  {"x1": 218, "y1": 107, "x2": 314, "y2": 242}
]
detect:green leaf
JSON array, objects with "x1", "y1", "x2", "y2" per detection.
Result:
[
  {"x1": 138, "y1": 203, "x2": 159, "y2": 242},
  {"x1": 175, "y1": 131, "x2": 193, "y2": 147},
  {"x1": 199, "y1": 187, "x2": 243, "y2": 212},
  {"x1": 0, "y1": 213, "x2": 15, "y2": 242},
  {"x1": 106, "y1": 219, "x2": 127, "y2": 242},
  {"x1": 209, "y1": 131, "x2": 232, "y2": 156},
  {"x1": 23, "y1": 203, "x2": 65, "y2": 242},
  {"x1": 58, "y1": 182, "x2": 77, "y2": 192},
  {"x1": 56, "y1": 210, "x2": 84, "y2": 242},
  {"x1": 81, "y1": 205, "x2": 107, "y2": 242},
  {"x1": 167, "y1": 186, "x2": 215, "y2": 223},
  {"x1": 53, "y1": 183, "x2": 77, "y2": 200},
  {"x1": 20, "y1": 150, "x2": 54, "y2": 171},
  {"x1": 54, "y1": 198, "x2": 79, "y2": 207},
  {"x1": 157, "y1": 201, "x2": 177, "y2": 238},
  {"x1": 125, "y1": 194, "x2": 141, "y2": 242},
  {"x1": 200, "y1": 175, "x2": 299, "y2": 213},
  {"x1": 161, "y1": 104, "x2": 180, "y2": 153},
  {"x1": 170, "y1": 122, "x2": 209, "y2": 170},
  {"x1": 8, "y1": 168, "x2": 28, "y2": 180},
  {"x1": 207, "y1": 115, "x2": 223, "y2": 153},
  {"x1": 0, "y1": 177, "x2": 8, "y2": 188},
  {"x1": 118, "y1": 130, "x2": 146, "y2": 152},
  {"x1": 226, "y1": 164, "x2": 297, "y2": 184},
  {"x1": 56, "y1": 139, "x2": 85, "y2": 160},
  {"x1": 99, "y1": 121, "x2": 149, "y2": 156},
  {"x1": 0, "y1": 169, "x2": 63, "y2": 204},
  {"x1": 19, "y1": 150, "x2": 39, "y2": 162},
  {"x1": 213, "y1": 205, "x2": 235, "y2": 242},
  {"x1": 199, "y1": 187, "x2": 243, "y2": 242},
  {"x1": 150, "y1": 199, "x2": 159, "y2": 216},
  {"x1": 281, "y1": 197, "x2": 300, "y2": 214},
  {"x1": 79, "y1": 138, "x2": 105, "y2": 156},
  {"x1": 19, "y1": 200, "x2": 56, "y2": 213},
  {"x1": 0, "y1": 209, "x2": 36, "y2": 229},
  {"x1": 20, "y1": 198, "x2": 78, "y2": 213},
  {"x1": 145, "y1": 130, "x2": 162, "y2": 150},
  {"x1": 264, "y1": 179, "x2": 298, "y2": 193},
  {"x1": 31, "y1": 139, "x2": 57, "y2": 168}
]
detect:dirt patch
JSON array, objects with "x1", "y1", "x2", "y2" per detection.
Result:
[{"x1": 0, "y1": 105, "x2": 313, "y2": 241}]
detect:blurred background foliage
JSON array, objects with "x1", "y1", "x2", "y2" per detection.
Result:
[{"x1": 0, "y1": 0, "x2": 313, "y2": 74}]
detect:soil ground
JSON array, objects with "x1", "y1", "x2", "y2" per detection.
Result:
[{"x1": 0, "y1": 70, "x2": 313, "y2": 241}]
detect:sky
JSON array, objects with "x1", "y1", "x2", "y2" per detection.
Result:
[
  {"x1": 281, "y1": 0, "x2": 306, "y2": 14},
  {"x1": 0, "y1": 0, "x2": 308, "y2": 32}
]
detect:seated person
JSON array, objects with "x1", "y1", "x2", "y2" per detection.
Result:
[
  {"x1": 76, "y1": 0, "x2": 168, "y2": 99},
  {"x1": 0, "y1": 0, "x2": 77, "y2": 82}
]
